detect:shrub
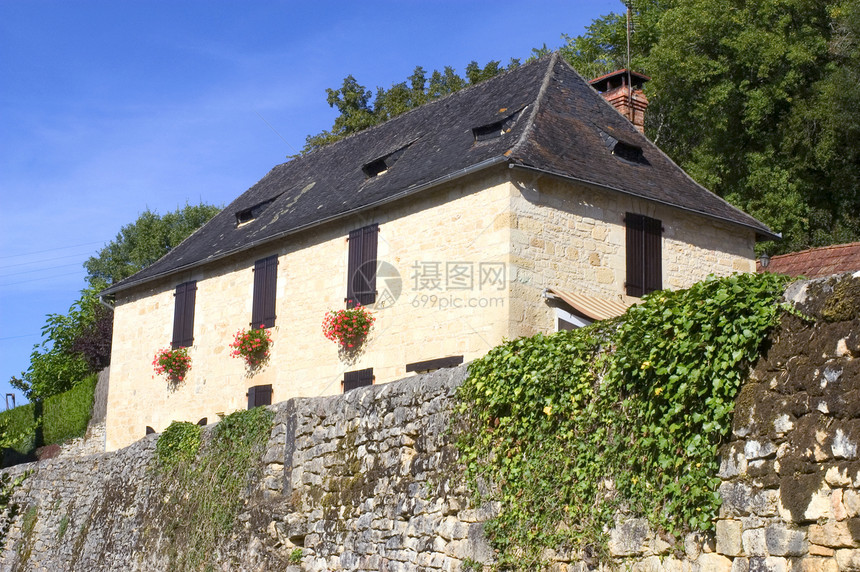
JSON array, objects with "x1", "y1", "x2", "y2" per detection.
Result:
[
  {"x1": 43, "y1": 374, "x2": 97, "y2": 445},
  {"x1": 0, "y1": 403, "x2": 37, "y2": 458}
]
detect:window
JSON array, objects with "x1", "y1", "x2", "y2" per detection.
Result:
[
  {"x1": 346, "y1": 224, "x2": 379, "y2": 308},
  {"x1": 252, "y1": 256, "x2": 278, "y2": 328},
  {"x1": 236, "y1": 198, "x2": 276, "y2": 226},
  {"x1": 171, "y1": 281, "x2": 197, "y2": 349},
  {"x1": 625, "y1": 213, "x2": 662, "y2": 297},
  {"x1": 343, "y1": 368, "x2": 373, "y2": 393},
  {"x1": 362, "y1": 142, "x2": 414, "y2": 179},
  {"x1": 472, "y1": 107, "x2": 525, "y2": 142},
  {"x1": 247, "y1": 384, "x2": 273, "y2": 409}
]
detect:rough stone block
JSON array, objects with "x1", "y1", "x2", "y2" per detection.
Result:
[
  {"x1": 697, "y1": 552, "x2": 732, "y2": 572},
  {"x1": 837, "y1": 549, "x2": 860, "y2": 571},
  {"x1": 716, "y1": 520, "x2": 743, "y2": 556},
  {"x1": 609, "y1": 518, "x2": 650, "y2": 557},
  {"x1": 808, "y1": 544, "x2": 835, "y2": 557},
  {"x1": 743, "y1": 528, "x2": 767, "y2": 557},
  {"x1": 764, "y1": 525, "x2": 806, "y2": 556},
  {"x1": 808, "y1": 519, "x2": 860, "y2": 548},
  {"x1": 845, "y1": 490, "x2": 860, "y2": 517}
]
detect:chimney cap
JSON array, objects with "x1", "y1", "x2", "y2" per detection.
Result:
[{"x1": 589, "y1": 69, "x2": 650, "y2": 92}]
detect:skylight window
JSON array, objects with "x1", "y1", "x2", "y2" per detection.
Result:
[
  {"x1": 612, "y1": 141, "x2": 646, "y2": 164},
  {"x1": 362, "y1": 142, "x2": 413, "y2": 179},
  {"x1": 236, "y1": 198, "x2": 275, "y2": 226},
  {"x1": 472, "y1": 108, "x2": 524, "y2": 142},
  {"x1": 597, "y1": 128, "x2": 649, "y2": 165}
]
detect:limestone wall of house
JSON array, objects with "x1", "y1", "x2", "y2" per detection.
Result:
[
  {"x1": 105, "y1": 167, "x2": 757, "y2": 451},
  {"x1": 105, "y1": 169, "x2": 516, "y2": 451},
  {"x1": 507, "y1": 173, "x2": 757, "y2": 338}
]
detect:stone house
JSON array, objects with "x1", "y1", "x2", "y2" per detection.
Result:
[{"x1": 101, "y1": 53, "x2": 775, "y2": 451}]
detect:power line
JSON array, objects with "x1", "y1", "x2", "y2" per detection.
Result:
[
  {"x1": 0, "y1": 270, "x2": 84, "y2": 287},
  {"x1": 0, "y1": 261, "x2": 83, "y2": 279},
  {"x1": 0, "y1": 240, "x2": 105, "y2": 260},
  {"x1": 1, "y1": 252, "x2": 92, "y2": 270}
]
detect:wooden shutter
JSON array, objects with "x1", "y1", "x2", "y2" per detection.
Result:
[
  {"x1": 171, "y1": 281, "x2": 197, "y2": 348},
  {"x1": 343, "y1": 368, "x2": 373, "y2": 392},
  {"x1": 346, "y1": 224, "x2": 378, "y2": 308},
  {"x1": 625, "y1": 213, "x2": 645, "y2": 297},
  {"x1": 643, "y1": 216, "x2": 663, "y2": 294},
  {"x1": 247, "y1": 384, "x2": 273, "y2": 409},
  {"x1": 252, "y1": 256, "x2": 278, "y2": 328},
  {"x1": 625, "y1": 213, "x2": 662, "y2": 297}
]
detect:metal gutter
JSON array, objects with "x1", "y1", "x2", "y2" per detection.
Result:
[
  {"x1": 508, "y1": 163, "x2": 782, "y2": 242},
  {"x1": 103, "y1": 155, "x2": 510, "y2": 296}
]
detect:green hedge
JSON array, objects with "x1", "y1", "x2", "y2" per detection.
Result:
[
  {"x1": 0, "y1": 403, "x2": 37, "y2": 456},
  {"x1": 1, "y1": 373, "x2": 98, "y2": 465},
  {"x1": 43, "y1": 373, "x2": 97, "y2": 445}
]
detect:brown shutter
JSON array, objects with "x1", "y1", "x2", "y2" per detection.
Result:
[
  {"x1": 171, "y1": 281, "x2": 197, "y2": 348},
  {"x1": 625, "y1": 213, "x2": 645, "y2": 297},
  {"x1": 247, "y1": 384, "x2": 273, "y2": 409},
  {"x1": 252, "y1": 256, "x2": 277, "y2": 328},
  {"x1": 343, "y1": 368, "x2": 373, "y2": 392},
  {"x1": 643, "y1": 216, "x2": 663, "y2": 294},
  {"x1": 625, "y1": 213, "x2": 662, "y2": 297},
  {"x1": 346, "y1": 224, "x2": 378, "y2": 308}
]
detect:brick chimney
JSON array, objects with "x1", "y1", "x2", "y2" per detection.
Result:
[{"x1": 589, "y1": 69, "x2": 650, "y2": 133}]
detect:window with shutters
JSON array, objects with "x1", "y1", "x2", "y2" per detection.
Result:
[
  {"x1": 625, "y1": 213, "x2": 663, "y2": 297},
  {"x1": 171, "y1": 281, "x2": 197, "y2": 349},
  {"x1": 346, "y1": 224, "x2": 379, "y2": 309},
  {"x1": 343, "y1": 368, "x2": 373, "y2": 392},
  {"x1": 252, "y1": 256, "x2": 278, "y2": 328},
  {"x1": 247, "y1": 384, "x2": 272, "y2": 409}
]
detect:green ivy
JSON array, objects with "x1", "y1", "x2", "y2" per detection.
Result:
[
  {"x1": 156, "y1": 421, "x2": 202, "y2": 471},
  {"x1": 152, "y1": 407, "x2": 273, "y2": 570},
  {"x1": 456, "y1": 272, "x2": 790, "y2": 569}
]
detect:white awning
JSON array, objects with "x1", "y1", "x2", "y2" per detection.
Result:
[{"x1": 545, "y1": 288, "x2": 636, "y2": 321}]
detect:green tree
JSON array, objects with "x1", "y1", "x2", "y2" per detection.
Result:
[
  {"x1": 301, "y1": 59, "x2": 519, "y2": 153},
  {"x1": 84, "y1": 202, "x2": 221, "y2": 286},
  {"x1": 11, "y1": 286, "x2": 102, "y2": 399},
  {"x1": 560, "y1": 0, "x2": 859, "y2": 253}
]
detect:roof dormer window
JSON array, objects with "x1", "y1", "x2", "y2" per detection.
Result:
[
  {"x1": 472, "y1": 107, "x2": 525, "y2": 142},
  {"x1": 597, "y1": 128, "x2": 648, "y2": 165},
  {"x1": 362, "y1": 141, "x2": 414, "y2": 179},
  {"x1": 236, "y1": 198, "x2": 275, "y2": 227}
]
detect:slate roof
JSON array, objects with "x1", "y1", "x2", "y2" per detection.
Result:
[
  {"x1": 104, "y1": 53, "x2": 776, "y2": 296},
  {"x1": 757, "y1": 242, "x2": 860, "y2": 278}
]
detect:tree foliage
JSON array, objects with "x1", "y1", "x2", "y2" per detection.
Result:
[
  {"x1": 13, "y1": 203, "x2": 220, "y2": 400},
  {"x1": 84, "y1": 202, "x2": 221, "y2": 287},
  {"x1": 562, "y1": 0, "x2": 860, "y2": 253},
  {"x1": 301, "y1": 59, "x2": 521, "y2": 153}
]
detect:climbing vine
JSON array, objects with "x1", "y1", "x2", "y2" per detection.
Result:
[
  {"x1": 456, "y1": 272, "x2": 791, "y2": 569},
  {"x1": 153, "y1": 407, "x2": 273, "y2": 570}
]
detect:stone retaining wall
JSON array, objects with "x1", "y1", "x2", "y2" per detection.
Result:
[{"x1": 1, "y1": 274, "x2": 858, "y2": 571}]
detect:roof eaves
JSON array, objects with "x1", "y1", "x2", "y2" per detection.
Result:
[
  {"x1": 102, "y1": 155, "x2": 511, "y2": 296},
  {"x1": 507, "y1": 162, "x2": 780, "y2": 241}
]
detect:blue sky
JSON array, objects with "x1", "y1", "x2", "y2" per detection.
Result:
[{"x1": 0, "y1": 0, "x2": 622, "y2": 406}]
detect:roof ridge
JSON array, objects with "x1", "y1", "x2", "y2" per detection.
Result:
[
  {"x1": 300, "y1": 54, "x2": 557, "y2": 160},
  {"x1": 771, "y1": 241, "x2": 860, "y2": 259},
  {"x1": 507, "y1": 52, "x2": 559, "y2": 157}
]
